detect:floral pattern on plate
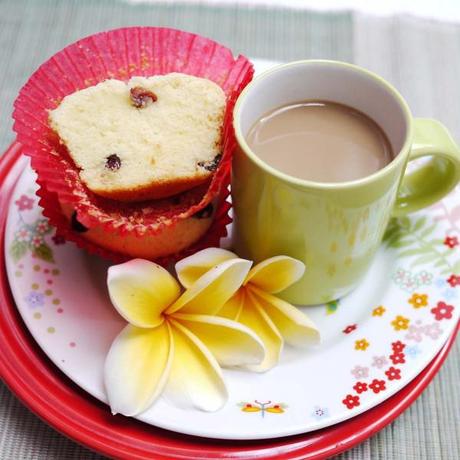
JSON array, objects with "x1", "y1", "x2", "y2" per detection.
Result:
[
  {"x1": 10, "y1": 196, "x2": 56, "y2": 263},
  {"x1": 4, "y1": 166, "x2": 459, "y2": 440}
]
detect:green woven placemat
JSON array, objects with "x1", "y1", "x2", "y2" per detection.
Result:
[
  {"x1": 0, "y1": 1, "x2": 459, "y2": 459},
  {"x1": 0, "y1": 0, "x2": 352, "y2": 154}
]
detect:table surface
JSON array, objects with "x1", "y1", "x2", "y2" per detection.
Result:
[{"x1": 0, "y1": 1, "x2": 459, "y2": 459}]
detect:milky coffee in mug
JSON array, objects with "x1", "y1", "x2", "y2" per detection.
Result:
[
  {"x1": 246, "y1": 100, "x2": 394, "y2": 183},
  {"x1": 232, "y1": 60, "x2": 460, "y2": 305}
]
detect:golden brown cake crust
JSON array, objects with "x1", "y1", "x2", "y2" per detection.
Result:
[{"x1": 60, "y1": 202, "x2": 214, "y2": 259}]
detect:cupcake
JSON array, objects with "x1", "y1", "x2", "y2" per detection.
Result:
[
  {"x1": 13, "y1": 27, "x2": 253, "y2": 264},
  {"x1": 49, "y1": 73, "x2": 226, "y2": 202}
]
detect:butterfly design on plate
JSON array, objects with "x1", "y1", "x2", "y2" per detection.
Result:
[{"x1": 238, "y1": 400, "x2": 287, "y2": 418}]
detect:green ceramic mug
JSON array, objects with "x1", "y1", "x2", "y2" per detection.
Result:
[{"x1": 232, "y1": 60, "x2": 460, "y2": 305}]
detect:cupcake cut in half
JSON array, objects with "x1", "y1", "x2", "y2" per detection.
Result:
[
  {"x1": 49, "y1": 73, "x2": 226, "y2": 202},
  {"x1": 13, "y1": 27, "x2": 254, "y2": 264}
]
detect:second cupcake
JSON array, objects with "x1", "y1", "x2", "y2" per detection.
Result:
[{"x1": 13, "y1": 27, "x2": 254, "y2": 264}]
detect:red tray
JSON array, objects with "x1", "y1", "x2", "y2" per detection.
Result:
[{"x1": 0, "y1": 141, "x2": 458, "y2": 459}]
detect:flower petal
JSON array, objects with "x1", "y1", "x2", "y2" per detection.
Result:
[
  {"x1": 245, "y1": 256, "x2": 305, "y2": 294},
  {"x1": 237, "y1": 289, "x2": 283, "y2": 372},
  {"x1": 172, "y1": 312, "x2": 265, "y2": 367},
  {"x1": 104, "y1": 322, "x2": 173, "y2": 416},
  {"x1": 108, "y1": 259, "x2": 181, "y2": 328},
  {"x1": 218, "y1": 290, "x2": 245, "y2": 320},
  {"x1": 167, "y1": 258, "x2": 252, "y2": 315},
  {"x1": 164, "y1": 320, "x2": 227, "y2": 411},
  {"x1": 250, "y1": 286, "x2": 320, "y2": 347},
  {"x1": 175, "y1": 248, "x2": 238, "y2": 288}
]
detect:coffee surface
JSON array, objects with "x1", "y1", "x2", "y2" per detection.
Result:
[{"x1": 246, "y1": 101, "x2": 393, "y2": 183}]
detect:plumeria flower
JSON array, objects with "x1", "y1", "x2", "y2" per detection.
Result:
[
  {"x1": 175, "y1": 248, "x2": 319, "y2": 372},
  {"x1": 104, "y1": 257, "x2": 265, "y2": 416}
]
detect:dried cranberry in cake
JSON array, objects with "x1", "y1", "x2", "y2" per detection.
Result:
[
  {"x1": 70, "y1": 212, "x2": 88, "y2": 233},
  {"x1": 198, "y1": 154, "x2": 222, "y2": 172},
  {"x1": 105, "y1": 154, "x2": 121, "y2": 171},
  {"x1": 130, "y1": 86, "x2": 157, "y2": 108}
]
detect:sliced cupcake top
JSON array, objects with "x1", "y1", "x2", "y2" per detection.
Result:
[{"x1": 49, "y1": 73, "x2": 226, "y2": 202}]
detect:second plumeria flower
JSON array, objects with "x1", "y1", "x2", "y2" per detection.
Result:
[
  {"x1": 176, "y1": 248, "x2": 320, "y2": 371},
  {"x1": 104, "y1": 257, "x2": 265, "y2": 417}
]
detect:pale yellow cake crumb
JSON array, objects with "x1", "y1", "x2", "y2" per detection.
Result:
[{"x1": 49, "y1": 73, "x2": 226, "y2": 202}]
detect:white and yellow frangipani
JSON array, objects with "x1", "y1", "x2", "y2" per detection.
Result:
[
  {"x1": 104, "y1": 257, "x2": 265, "y2": 416},
  {"x1": 176, "y1": 248, "x2": 320, "y2": 372}
]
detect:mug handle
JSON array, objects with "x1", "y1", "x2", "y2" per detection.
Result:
[{"x1": 392, "y1": 118, "x2": 460, "y2": 217}]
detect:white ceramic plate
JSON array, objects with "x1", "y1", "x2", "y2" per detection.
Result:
[{"x1": 5, "y1": 60, "x2": 459, "y2": 440}]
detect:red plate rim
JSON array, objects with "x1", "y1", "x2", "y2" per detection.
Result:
[{"x1": 0, "y1": 141, "x2": 458, "y2": 460}]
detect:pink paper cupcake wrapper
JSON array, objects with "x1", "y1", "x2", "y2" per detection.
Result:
[
  {"x1": 12, "y1": 27, "x2": 253, "y2": 259},
  {"x1": 40, "y1": 179, "x2": 232, "y2": 266}
]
